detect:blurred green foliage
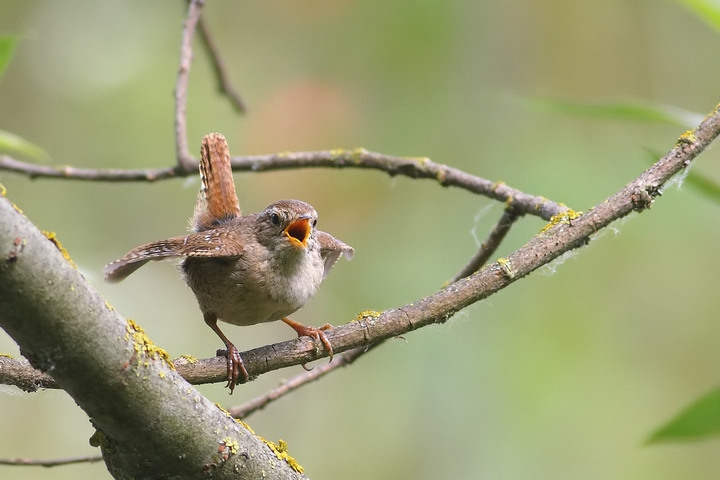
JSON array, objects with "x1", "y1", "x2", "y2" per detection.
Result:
[
  {"x1": 1, "y1": 1, "x2": 720, "y2": 479},
  {"x1": 679, "y1": 0, "x2": 720, "y2": 31},
  {"x1": 0, "y1": 35, "x2": 18, "y2": 77},
  {"x1": 527, "y1": 98, "x2": 704, "y2": 128},
  {"x1": 649, "y1": 388, "x2": 720, "y2": 443},
  {"x1": 0, "y1": 129, "x2": 47, "y2": 160}
]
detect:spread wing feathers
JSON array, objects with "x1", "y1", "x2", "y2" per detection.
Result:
[
  {"x1": 104, "y1": 231, "x2": 245, "y2": 283},
  {"x1": 316, "y1": 230, "x2": 354, "y2": 279},
  {"x1": 192, "y1": 133, "x2": 241, "y2": 232}
]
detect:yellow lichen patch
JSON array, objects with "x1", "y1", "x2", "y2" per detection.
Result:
[
  {"x1": 0, "y1": 353, "x2": 14, "y2": 358},
  {"x1": 11, "y1": 202, "x2": 23, "y2": 215},
  {"x1": 42, "y1": 231, "x2": 77, "y2": 269},
  {"x1": 539, "y1": 209, "x2": 583, "y2": 234},
  {"x1": 216, "y1": 403, "x2": 256, "y2": 430},
  {"x1": 355, "y1": 310, "x2": 382, "y2": 321},
  {"x1": 351, "y1": 148, "x2": 367, "y2": 163},
  {"x1": 262, "y1": 438, "x2": 304, "y2": 474},
  {"x1": 104, "y1": 300, "x2": 115, "y2": 311},
  {"x1": 533, "y1": 197, "x2": 548, "y2": 210},
  {"x1": 329, "y1": 148, "x2": 347, "y2": 159},
  {"x1": 491, "y1": 181, "x2": 506, "y2": 192},
  {"x1": 222, "y1": 437, "x2": 239, "y2": 455},
  {"x1": 235, "y1": 418, "x2": 256, "y2": 434},
  {"x1": 125, "y1": 319, "x2": 175, "y2": 370},
  {"x1": 409, "y1": 156, "x2": 430, "y2": 167},
  {"x1": 677, "y1": 130, "x2": 697, "y2": 145},
  {"x1": 497, "y1": 257, "x2": 515, "y2": 279},
  {"x1": 215, "y1": 403, "x2": 234, "y2": 417},
  {"x1": 177, "y1": 354, "x2": 198, "y2": 364},
  {"x1": 435, "y1": 167, "x2": 447, "y2": 184},
  {"x1": 0, "y1": 183, "x2": 6, "y2": 197}
]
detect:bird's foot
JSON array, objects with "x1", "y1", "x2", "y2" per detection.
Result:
[
  {"x1": 281, "y1": 318, "x2": 334, "y2": 369},
  {"x1": 216, "y1": 344, "x2": 248, "y2": 394}
]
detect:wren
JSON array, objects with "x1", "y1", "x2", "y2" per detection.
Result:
[{"x1": 104, "y1": 133, "x2": 353, "y2": 393}]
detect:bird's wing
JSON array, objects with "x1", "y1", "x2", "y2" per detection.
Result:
[
  {"x1": 104, "y1": 230, "x2": 246, "y2": 283},
  {"x1": 316, "y1": 230, "x2": 354, "y2": 278}
]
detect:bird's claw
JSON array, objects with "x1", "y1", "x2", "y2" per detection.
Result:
[
  {"x1": 282, "y1": 318, "x2": 334, "y2": 368},
  {"x1": 216, "y1": 345, "x2": 248, "y2": 394}
]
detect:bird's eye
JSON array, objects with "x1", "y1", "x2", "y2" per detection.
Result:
[
  {"x1": 312, "y1": 219, "x2": 318, "y2": 228},
  {"x1": 270, "y1": 212, "x2": 281, "y2": 226}
]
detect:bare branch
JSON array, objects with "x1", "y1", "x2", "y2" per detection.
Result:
[
  {"x1": 197, "y1": 14, "x2": 247, "y2": 113},
  {"x1": 0, "y1": 150, "x2": 567, "y2": 220},
  {"x1": 228, "y1": 345, "x2": 376, "y2": 419},
  {"x1": 0, "y1": 199, "x2": 308, "y2": 479},
  {"x1": 452, "y1": 206, "x2": 520, "y2": 282},
  {"x1": 4, "y1": 105, "x2": 717, "y2": 399},
  {"x1": 0, "y1": 355, "x2": 57, "y2": 391},
  {"x1": 174, "y1": 0, "x2": 204, "y2": 171},
  {"x1": 111, "y1": 103, "x2": 720, "y2": 388},
  {"x1": 0, "y1": 155, "x2": 183, "y2": 182},
  {"x1": 0, "y1": 455, "x2": 103, "y2": 467}
]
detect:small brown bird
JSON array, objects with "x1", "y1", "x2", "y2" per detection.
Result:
[{"x1": 104, "y1": 133, "x2": 353, "y2": 393}]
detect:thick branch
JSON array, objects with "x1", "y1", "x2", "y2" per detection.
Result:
[{"x1": 0, "y1": 198, "x2": 307, "y2": 480}]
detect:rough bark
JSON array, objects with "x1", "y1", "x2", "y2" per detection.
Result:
[{"x1": 0, "y1": 197, "x2": 307, "y2": 480}]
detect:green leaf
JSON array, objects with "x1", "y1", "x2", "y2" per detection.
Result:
[
  {"x1": 678, "y1": 0, "x2": 720, "y2": 31},
  {"x1": 529, "y1": 98, "x2": 704, "y2": 129},
  {"x1": 0, "y1": 35, "x2": 19, "y2": 78},
  {"x1": 0, "y1": 130, "x2": 48, "y2": 161},
  {"x1": 647, "y1": 387, "x2": 720, "y2": 443}
]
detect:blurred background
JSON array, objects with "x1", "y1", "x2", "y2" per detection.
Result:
[{"x1": 1, "y1": 1, "x2": 720, "y2": 478}]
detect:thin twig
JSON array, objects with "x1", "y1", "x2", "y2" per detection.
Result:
[
  {"x1": 0, "y1": 150, "x2": 568, "y2": 220},
  {"x1": 0, "y1": 355, "x2": 57, "y2": 391},
  {"x1": 229, "y1": 345, "x2": 377, "y2": 419},
  {"x1": 197, "y1": 15, "x2": 247, "y2": 113},
  {"x1": 0, "y1": 156, "x2": 184, "y2": 182},
  {"x1": 174, "y1": 0, "x2": 205, "y2": 172},
  {"x1": 0, "y1": 455, "x2": 103, "y2": 467},
  {"x1": 451, "y1": 206, "x2": 520, "y2": 282}
]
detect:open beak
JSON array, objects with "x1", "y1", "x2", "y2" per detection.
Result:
[{"x1": 284, "y1": 217, "x2": 311, "y2": 248}]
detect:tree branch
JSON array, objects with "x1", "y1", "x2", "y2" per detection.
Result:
[
  {"x1": 0, "y1": 150, "x2": 567, "y2": 220},
  {"x1": 3, "y1": 105, "x2": 718, "y2": 409},
  {"x1": 0, "y1": 198, "x2": 307, "y2": 479},
  {"x1": 452, "y1": 206, "x2": 520, "y2": 282},
  {"x1": 197, "y1": 12, "x2": 247, "y2": 113},
  {"x1": 0, "y1": 355, "x2": 57, "y2": 391},
  {"x1": 0, "y1": 455, "x2": 103, "y2": 467},
  {"x1": 174, "y1": 0, "x2": 204, "y2": 171},
  {"x1": 228, "y1": 345, "x2": 375, "y2": 419}
]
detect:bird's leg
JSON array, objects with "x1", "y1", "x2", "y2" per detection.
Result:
[
  {"x1": 282, "y1": 317, "x2": 334, "y2": 370},
  {"x1": 204, "y1": 313, "x2": 248, "y2": 394}
]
